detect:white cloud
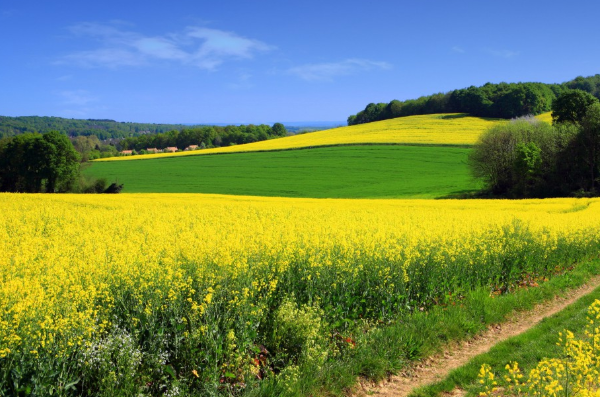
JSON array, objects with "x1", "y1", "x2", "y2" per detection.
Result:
[
  {"x1": 287, "y1": 59, "x2": 392, "y2": 82},
  {"x1": 187, "y1": 27, "x2": 274, "y2": 69},
  {"x1": 58, "y1": 22, "x2": 274, "y2": 70},
  {"x1": 452, "y1": 46, "x2": 465, "y2": 54},
  {"x1": 486, "y1": 48, "x2": 519, "y2": 58},
  {"x1": 62, "y1": 48, "x2": 145, "y2": 68}
]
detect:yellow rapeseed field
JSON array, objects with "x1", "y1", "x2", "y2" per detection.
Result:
[
  {"x1": 95, "y1": 113, "x2": 505, "y2": 162},
  {"x1": 95, "y1": 112, "x2": 554, "y2": 162},
  {"x1": 2, "y1": 191, "x2": 591, "y2": 394}
]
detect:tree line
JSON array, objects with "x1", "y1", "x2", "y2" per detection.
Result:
[
  {"x1": 348, "y1": 74, "x2": 600, "y2": 125},
  {"x1": 470, "y1": 90, "x2": 600, "y2": 197},
  {"x1": 118, "y1": 123, "x2": 287, "y2": 152},
  {"x1": 0, "y1": 116, "x2": 195, "y2": 140}
]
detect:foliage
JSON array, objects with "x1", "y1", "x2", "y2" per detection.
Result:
[
  {"x1": 3, "y1": 194, "x2": 600, "y2": 395},
  {"x1": 0, "y1": 131, "x2": 80, "y2": 192},
  {"x1": 551, "y1": 89, "x2": 600, "y2": 125},
  {"x1": 71, "y1": 135, "x2": 118, "y2": 161},
  {"x1": 0, "y1": 117, "x2": 288, "y2": 159},
  {"x1": 118, "y1": 123, "x2": 287, "y2": 152},
  {"x1": 579, "y1": 103, "x2": 600, "y2": 193},
  {"x1": 348, "y1": 82, "x2": 560, "y2": 125},
  {"x1": 0, "y1": 115, "x2": 190, "y2": 140},
  {"x1": 469, "y1": 118, "x2": 568, "y2": 196},
  {"x1": 468, "y1": 116, "x2": 600, "y2": 197},
  {"x1": 348, "y1": 74, "x2": 600, "y2": 126},
  {"x1": 564, "y1": 75, "x2": 600, "y2": 99}
]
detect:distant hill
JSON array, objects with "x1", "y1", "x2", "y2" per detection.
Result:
[{"x1": 0, "y1": 116, "x2": 193, "y2": 140}]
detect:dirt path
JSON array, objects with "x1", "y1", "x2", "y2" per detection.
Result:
[{"x1": 356, "y1": 275, "x2": 600, "y2": 397}]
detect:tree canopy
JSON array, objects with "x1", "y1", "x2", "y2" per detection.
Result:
[
  {"x1": 348, "y1": 74, "x2": 600, "y2": 125},
  {"x1": 118, "y1": 123, "x2": 287, "y2": 152},
  {"x1": 0, "y1": 131, "x2": 80, "y2": 192},
  {"x1": 551, "y1": 89, "x2": 599, "y2": 125},
  {"x1": 469, "y1": 108, "x2": 600, "y2": 198}
]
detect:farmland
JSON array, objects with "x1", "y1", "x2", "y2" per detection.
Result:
[
  {"x1": 84, "y1": 145, "x2": 479, "y2": 197},
  {"x1": 94, "y1": 113, "x2": 504, "y2": 162},
  {"x1": 5, "y1": 111, "x2": 599, "y2": 396},
  {"x1": 2, "y1": 194, "x2": 600, "y2": 395}
]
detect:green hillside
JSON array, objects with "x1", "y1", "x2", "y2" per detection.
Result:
[{"x1": 84, "y1": 145, "x2": 479, "y2": 198}]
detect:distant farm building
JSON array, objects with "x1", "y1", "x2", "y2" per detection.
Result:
[
  {"x1": 164, "y1": 147, "x2": 178, "y2": 153},
  {"x1": 120, "y1": 150, "x2": 133, "y2": 155},
  {"x1": 185, "y1": 145, "x2": 199, "y2": 151},
  {"x1": 146, "y1": 148, "x2": 161, "y2": 153}
]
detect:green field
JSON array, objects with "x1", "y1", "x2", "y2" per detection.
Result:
[{"x1": 84, "y1": 145, "x2": 480, "y2": 198}]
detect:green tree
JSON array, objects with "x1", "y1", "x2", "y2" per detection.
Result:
[
  {"x1": 0, "y1": 132, "x2": 80, "y2": 193},
  {"x1": 579, "y1": 102, "x2": 600, "y2": 192},
  {"x1": 271, "y1": 123, "x2": 287, "y2": 137},
  {"x1": 513, "y1": 141, "x2": 542, "y2": 196},
  {"x1": 42, "y1": 131, "x2": 80, "y2": 192},
  {"x1": 551, "y1": 90, "x2": 599, "y2": 125}
]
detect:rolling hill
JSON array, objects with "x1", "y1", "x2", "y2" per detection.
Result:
[
  {"x1": 93, "y1": 113, "x2": 507, "y2": 162},
  {"x1": 85, "y1": 112, "x2": 551, "y2": 197}
]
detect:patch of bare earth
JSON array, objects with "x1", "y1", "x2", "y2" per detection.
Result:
[{"x1": 354, "y1": 275, "x2": 600, "y2": 397}]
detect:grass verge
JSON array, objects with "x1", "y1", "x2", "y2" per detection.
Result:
[
  {"x1": 251, "y1": 259, "x2": 600, "y2": 396},
  {"x1": 409, "y1": 266, "x2": 600, "y2": 397}
]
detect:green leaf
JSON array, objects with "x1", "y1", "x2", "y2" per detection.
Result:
[{"x1": 163, "y1": 365, "x2": 177, "y2": 379}]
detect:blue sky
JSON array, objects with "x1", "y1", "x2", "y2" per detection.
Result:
[{"x1": 1, "y1": 1, "x2": 600, "y2": 124}]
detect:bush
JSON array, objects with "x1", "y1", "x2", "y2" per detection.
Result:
[
  {"x1": 270, "y1": 298, "x2": 328, "y2": 370},
  {"x1": 469, "y1": 117, "x2": 565, "y2": 196}
]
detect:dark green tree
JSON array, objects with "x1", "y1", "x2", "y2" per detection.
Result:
[
  {"x1": 271, "y1": 123, "x2": 287, "y2": 137},
  {"x1": 551, "y1": 90, "x2": 599, "y2": 125},
  {"x1": 0, "y1": 132, "x2": 80, "y2": 193},
  {"x1": 579, "y1": 102, "x2": 600, "y2": 192},
  {"x1": 43, "y1": 131, "x2": 80, "y2": 192}
]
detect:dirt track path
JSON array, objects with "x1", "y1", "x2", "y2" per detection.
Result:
[{"x1": 356, "y1": 275, "x2": 600, "y2": 397}]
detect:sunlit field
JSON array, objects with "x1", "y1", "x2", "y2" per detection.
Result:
[
  {"x1": 535, "y1": 111, "x2": 553, "y2": 123},
  {"x1": 85, "y1": 145, "x2": 479, "y2": 197},
  {"x1": 2, "y1": 193, "x2": 599, "y2": 395},
  {"x1": 94, "y1": 113, "x2": 506, "y2": 162}
]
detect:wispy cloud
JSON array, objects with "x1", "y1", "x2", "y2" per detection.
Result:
[
  {"x1": 57, "y1": 22, "x2": 274, "y2": 70},
  {"x1": 452, "y1": 46, "x2": 465, "y2": 54},
  {"x1": 287, "y1": 59, "x2": 392, "y2": 82},
  {"x1": 58, "y1": 90, "x2": 97, "y2": 106},
  {"x1": 55, "y1": 90, "x2": 108, "y2": 118},
  {"x1": 187, "y1": 27, "x2": 273, "y2": 69},
  {"x1": 485, "y1": 48, "x2": 519, "y2": 58},
  {"x1": 227, "y1": 72, "x2": 254, "y2": 90}
]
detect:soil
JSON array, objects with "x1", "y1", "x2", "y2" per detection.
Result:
[{"x1": 355, "y1": 275, "x2": 600, "y2": 397}]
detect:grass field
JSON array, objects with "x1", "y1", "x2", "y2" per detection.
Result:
[{"x1": 84, "y1": 145, "x2": 480, "y2": 198}]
